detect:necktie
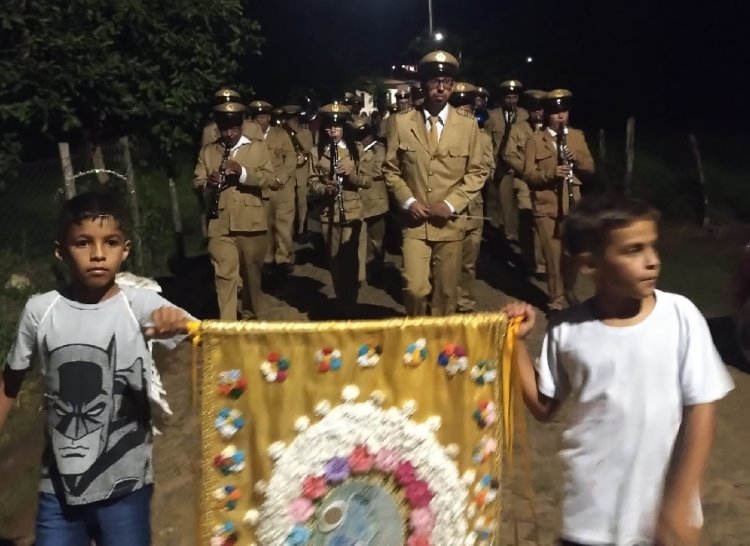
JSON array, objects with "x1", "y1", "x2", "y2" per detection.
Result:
[{"x1": 428, "y1": 116, "x2": 440, "y2": 153}]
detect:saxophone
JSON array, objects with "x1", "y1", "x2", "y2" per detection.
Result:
[
  {"x1": 284, "y1": 125, "x2": 308, "y2": 166},
  {"x1": 207, "y1": 143, "x2": 231, "y2": 220},
  {"x1": 330, "y1": 140, "x2": 346, "y2": 226}
]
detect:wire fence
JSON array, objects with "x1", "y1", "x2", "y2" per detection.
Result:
[{"x1": 0, "y1": 141, "x2": 207, "y2": 280}]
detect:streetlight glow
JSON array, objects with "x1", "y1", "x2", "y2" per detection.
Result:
[
  {"x1": 434, "y1": 31, "x2": 444, "y2": 42},
  {"x1": 526, "y1": 56, "x2": 533, "y2": 63}
]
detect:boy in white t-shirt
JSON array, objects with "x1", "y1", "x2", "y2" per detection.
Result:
[{"x1": 503, "y1": 194, "x2": 734, "y2": 546}]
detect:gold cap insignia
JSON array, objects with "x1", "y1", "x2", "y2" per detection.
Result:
[
  {"x1": 436, "y1": 51, "x2": 447, "y2": 62},
  {"x1": 332, "y1": 103, "x2": 340, "y2": 112}
]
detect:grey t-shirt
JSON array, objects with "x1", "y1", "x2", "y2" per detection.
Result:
[{"x1": 6, "y1": 286, "x2": 185, "y2": 505}]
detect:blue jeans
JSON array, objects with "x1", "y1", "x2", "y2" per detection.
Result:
[{"x1": 35, "y1": 485, "x2": 152, "y2": 546}]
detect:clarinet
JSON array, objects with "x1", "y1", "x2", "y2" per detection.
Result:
[
  {"x1": 558, "y1": 125, "x2": 575, "y2": 210},
  {"x1": 207, "y1": 143, "x2": 231, "y2": 220},
  {"x1": 330, "y1": 140, "x2": 346, "y2": 226}
]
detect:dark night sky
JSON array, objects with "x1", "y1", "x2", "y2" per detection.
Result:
[{"x1": 245, "y1": 0, "x2": 745, "y2": 133}]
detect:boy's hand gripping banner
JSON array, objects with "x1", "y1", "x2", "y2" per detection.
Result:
[{"x1": 194, "y1": 313, "x2": 514, "y2": 546}]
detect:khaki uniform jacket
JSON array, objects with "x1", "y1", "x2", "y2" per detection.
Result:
[
  {"x1": 264, "y1": 126, "x2": 297, "y2": 187},
  {"x1": 201, "y1": 119, "x2": 265, "y2": 148},
  {"x1": 358, "y1": 142, "x2": 388, "y2": 218},
  {"x1": 194, "y1": 139, "x2": 276, "y2": 236},
  {"x1": 503, "y1": 121, "x2": 538, "y2": 174},
  {"x1": 485, "y1": 107, "x2": 529, "y2": 164},
  {"x1": 309, "y1": 145, "x2": 371, "y2": 224},
  {"x1": 467, "y1": 129, "x2": 494, "y2": 224},
  {"x1": 523, "y1": 127, "x2": 595, "y2": 218},
  {"x1": 383, "y1": 106, "x2": 489, "y2": 242}
]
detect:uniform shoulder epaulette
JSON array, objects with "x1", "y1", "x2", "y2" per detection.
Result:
[
  {"x1": 396, "y1": 107, "x2": 413, "y2": 115},
  {"x1": 455, "y1": 109, "x2": 474, "y2": 118}
]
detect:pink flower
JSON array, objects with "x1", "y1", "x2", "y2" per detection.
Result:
[
  {"x1": 348, "y1": 445, "x2": 375, "y2": 474},
  {"x1": 301, "y1": 475, "x2": 327, "y2": 500},
  {"x1": 405, "y1": 480, "x2": 433, "y2": 508},
  {"x1": 407, "y1": 534, "x2": 430, "y2": 546},
  {"x1": 288, "y1": 497, "x2": 315, "y2": 523},
  {"x1": 374, "y1": 449, "x2": 399, "y2": 473},
  {"x1": 409, "y1": 507, "x2": 435, "y2": 535},
  {"x1": 395, "y1": 460, "x2": 417, "y2": 486}
]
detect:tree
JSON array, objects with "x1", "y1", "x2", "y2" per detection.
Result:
[{"x1": 0, "y1": 0, "x2": 263, "y2": 177}]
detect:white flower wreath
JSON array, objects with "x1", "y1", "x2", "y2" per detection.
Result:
[{"x1": 256, "y1": 394, "x2": 470, "y2": 545}]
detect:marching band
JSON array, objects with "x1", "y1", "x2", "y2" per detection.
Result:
[{"x1": 195, "y1": 49, "x2": 595, "y2": 320}]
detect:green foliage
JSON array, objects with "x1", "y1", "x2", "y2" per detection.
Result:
[{"x1": 0, "y1": 0, "x2": 263, "y2": 175}]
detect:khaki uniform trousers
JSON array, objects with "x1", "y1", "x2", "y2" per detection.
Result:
[
  {"x1": 402, "y1": 237, "x2": 462, "y2": 317},
  {"x1": 264, "y1": 185, "x2": 295, "y2": 265},
  {"x1": 496, "y1": 169, "x2": 518, "y2": 240},
  {"x1": 515, "y1": 178, "x2": 544, "y2": 272},
  {"x1": 322, "y1": 219, "x2": 363, "y2": 314},
  {"x1": 457, "y1": 223, "x2": 482, "y2": 312},
  {"x1": 358, "y1": 214, "x2": 387, "y2": 280},
  {"x1": 208, "y1": 232, "x2": 268, "y2": 320},
  {"x1": 535, "y1": 216, "x2": 577, "y2": 311},
  {"x1": 295, "y1": 166, "x2": 308, "y2": 235}
]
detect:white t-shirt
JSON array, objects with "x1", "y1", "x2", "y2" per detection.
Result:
[{"x1": 536, "y1": 290, "x2": 734, "y2": 545}]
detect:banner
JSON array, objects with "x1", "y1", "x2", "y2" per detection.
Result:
[{"x1": 194, "y1": 312, "x2": 512, "y2": 546}]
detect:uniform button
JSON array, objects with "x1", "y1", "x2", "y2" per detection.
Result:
[
  {"x1": 428, "y1": 171, "x2": 433, "y2": 176},
  {"x1": 427, "y1": 187, "x2": 433, "y2": 193}
]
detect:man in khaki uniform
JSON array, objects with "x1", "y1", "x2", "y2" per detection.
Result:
[
  {"x1": 282, "y1": 105, "x2": 314, "y2": 242},
  {"x1": 201, "y1": 88, "x2": 264, "y2": 147},
  {"x1": 450, "y1": 82, "x2": 495, "y2": 313},
  {"x1": 475, "y1": 86, "x2": 489, "y2": 111},
  {"x1": 352, "y1": 119, "x2": 388, "y2": 281},
  {"x1": 194, "y1": 102, "x2": 278, "y2": 320},
  {"x1": 382, "y1": 86, "x2": 412, "y2": 142},
  {"x1": 309, "y1": 103, "x2": 372, "y2": 317},
  {"x1": 383, "y1": 51, "x2": 489, "y2": 316},
  {"x1": 523, "y1": 89, "x2": 594, "y2": 311},
  {"x1": 485, "y1": 80, "x2": 528, "y2": 239},
  {"x1": 344, "y1": 92, "x2": 370, "y2": 124},
  {"x1": 503, "y1": 89, "x2": 546, "y2": 274},
  {"x1": 249, "y1": 100, "x2": 297, "y2": 275}
]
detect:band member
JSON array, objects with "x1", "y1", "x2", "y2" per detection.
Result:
[
  {"x1": 283, "y1": 105, "x2": 315, "y2": 242},
  {"x1": 410, "y1": 83, "x2": 424, "y2": 109},
  {"x1": 271, "y1": 107, "x2": 286, "y2": 127},
  {"x1": 383, "y1": 50, "x2": 488, "y2": 316},
  {"x1": 449, "y1": 82, "x2": 496, "y2": 313},
  {"x1": 343, "y1": 92, "x2": 369, "y2": 124},
  {"x1": 523, "y1": 89, "x2": 595, "y2": 311},
  {"x1": 309, "y1": 103, "x2": 372, "y2": 317},
  {"x1": 475, "y1": 86, "x2": 489, "y2": 110},
  {"x1": 383, "y1": 86, "x2": 413, "y2": 141},
  {"x1": 352, "y1": 119, "x2": 388, "y2": 281},
  {"x1": 201, "y1": 88, "x2": 264, "y2": 147},
  {"x1": 249, "y1": 100, "x2": 297, "y2": 275},
  {"x1": 193, "y1": 102, "x2": 277, "y2": 320},
  {"x1": 486, "y1": 80, "x2": 528, "y2": 240},
  {"x1": 503, "y1": 89, "x2": 547, "y2": 274}
]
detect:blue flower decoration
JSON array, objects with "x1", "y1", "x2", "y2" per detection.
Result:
[
  {"x1": 223, "y1": 521, "x2": 235, "y2": 533},
  {"x1": 286, "y1": 524, "x2": 311, "y2": 545},
  {"x1": 357, "y1": 344, "x2": 369, "y2": 356}
]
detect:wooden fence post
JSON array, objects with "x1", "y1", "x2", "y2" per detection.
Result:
[
  {"x1": 119, "y1": 136, "x2": 144, "y2": 272},
  {"x1": 58, "y1": 142, "x2": 76, "y2": 199},
  {"x1": 624, "y1": 117, "x2": 635, "y2": 196},
  {"x1": 688, "y1": 133, "x2": 711, "y2": 229}
]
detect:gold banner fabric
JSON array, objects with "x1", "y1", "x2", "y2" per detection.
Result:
[{"x1": 196, "y1": 312, "x2": 512, "y2": 546}]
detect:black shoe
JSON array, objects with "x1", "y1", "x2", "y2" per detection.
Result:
[
  {"x1": 278, "y1": 263, "x2": 294, "y2": 276},
  {"x1": 262, "y1": 262, "x2": 275, "y2": 275}
]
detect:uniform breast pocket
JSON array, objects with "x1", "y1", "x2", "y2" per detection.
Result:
[
  {"x1": 398, "y1": 143, "x2": 417, "y2": 156},
  {"x1": 534, "y1": 149, "x2": 553, "y2": 163},
  {"x1": 445, "y1": 147, "x2": 469, "y2": 169}
]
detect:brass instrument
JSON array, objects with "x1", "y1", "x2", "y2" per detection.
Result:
[
  {"x1": 284, "y1": 125, "x2": 308, "y2": 166},
  {"x1": 330, "y1": 140, "x2": 347, "y2": 226},
  {"x1": 289, "y1": 89, "x2": 320, "y2": 124},
  {"x1": 207, "y1": 143, "x2": 232, "y2": 220}
]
